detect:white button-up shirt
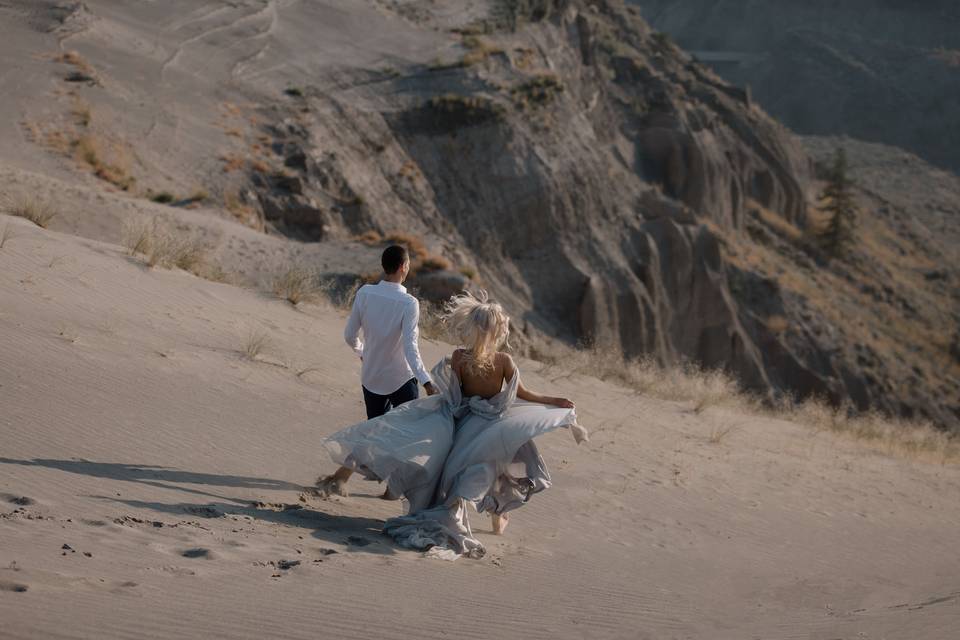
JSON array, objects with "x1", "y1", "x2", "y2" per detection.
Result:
[{"x1": 343, "y1": 280, "x2": 432, "y2": 395}]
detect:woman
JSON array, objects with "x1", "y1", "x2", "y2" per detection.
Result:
[{"x1": 318, "y1": 292, "x2": 587, "y2": 559}]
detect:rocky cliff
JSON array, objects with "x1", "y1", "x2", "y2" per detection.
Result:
[{"x1": 632, "y1": 0, "x2": 960, "y2": 173}]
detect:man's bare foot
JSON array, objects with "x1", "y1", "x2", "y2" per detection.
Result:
[
  {"x1": 491, "y1": 513, "x2": 509, "y2": 535},
  {"x1": 314, "y1": 474, "x2": 349, "y2": 498}
]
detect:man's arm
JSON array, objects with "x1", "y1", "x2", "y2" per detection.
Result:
[
  {"x1": 401, "y1": 298, "x2": 435, "y2": 394},
  {"x1": 343, "y1": 288, "x2": 365, "y2": 358}
]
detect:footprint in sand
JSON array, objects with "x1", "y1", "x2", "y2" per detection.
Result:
[
  {"x1": 0, "y1": 580, "x2": 29, "y2": 593},
  {"x1": 181, "y1": 548, "x2": 214, "y2": 559}
]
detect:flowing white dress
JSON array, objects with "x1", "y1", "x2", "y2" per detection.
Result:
[{"x1": 322, "y1": 357, "x2": 587, "y2": 559}]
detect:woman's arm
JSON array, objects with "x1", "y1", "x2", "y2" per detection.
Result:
[{"x1": 504, "y1": 355, "x2": 575, "y2": 408}]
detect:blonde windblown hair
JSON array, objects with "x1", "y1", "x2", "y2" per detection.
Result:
[{"x1": 444, "y1": 290, "x2": 510, "y2": 375}]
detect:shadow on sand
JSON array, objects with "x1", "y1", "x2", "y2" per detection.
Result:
[
  {"x1": 0, "y1": 457, "x2": 398, "y2": 555},
  {"x1": 102, "y1": 495, "x2": 397, "y2": 555}
]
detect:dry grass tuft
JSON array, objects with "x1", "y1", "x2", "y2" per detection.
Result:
[
  {"x1": 273, "y1": 267, "x2": 318, "y2": 305},
  {"x1": 747, "y1": 200, "x2": 804, "y2": 242},
  {"x1": 416, "y1": 255, "x2": 452, "y2": 273},
  {"x1": 0, "y1": 223, "x2": 12, "y2": 249},
  {"x1": 765, "y1": 315, "x2": 789, "y2": 335},
  {"x1": 220, "y1": 153, "x2": 246, "y2": 173},
  {"x1": 55, "y1": 51, "x2": 95, "y2": 75},
  {"x1": 121, "y1": 217, "x2": 154, "y2": 256},
  {"x1": 241, "y1": 328, "x2": 271, "y2": 361},
  {"x1": 1, "y1": 194, "x2": 59, "y2": 228},
  {"x1": 355, "y1": 230, "x2": 384, "y2": 246},
  {"x1": 123, "y1": 217, "x2": 208, "y2": 273},
  {"x1": 250, "y1": 159, "x2": 271, "y2": 173},
  {"x1": 418, "y1": 301, "x2": 447, "y2": 341},
  {"x1": 707, "y1": 422, "x2": 740, "y2": 444},
  {"x1": 147, "y1": 233, "x2": 206, "y2": 271},
  {"x1": 224, "y1": 191, "x2": 262, "y2": 230},
  {"x1": 383, "y1": 232, "x2": 427, "y2": 259},
  {"x1": 460, "y1": 35, "x2": 504, "y2": 66},
  {"x1": 73, "y1": 134, "x2": 135, "y2": 190},
  {"x1": 71, "y1": 98, "x2": 91, "y2": 127}
]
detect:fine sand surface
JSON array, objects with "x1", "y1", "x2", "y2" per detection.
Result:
[{"x1": 2, "y1": 214, "x2": 959, "y2": 639}]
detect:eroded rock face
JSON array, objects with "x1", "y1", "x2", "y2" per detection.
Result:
[
  {"x1": 241, "y1": 0, "x2": 957, "y2": 428},
  {"x1": 634, "y1": 0, "x2": 960, "y2": 173}
]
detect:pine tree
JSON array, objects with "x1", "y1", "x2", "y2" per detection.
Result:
[{"x1": 819, "y1": 147, "x2": 857, "y2": 257}]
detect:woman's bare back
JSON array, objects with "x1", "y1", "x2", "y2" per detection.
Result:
[{"x1": 452, "y1": 349, "x2": 514, "y2": 399}]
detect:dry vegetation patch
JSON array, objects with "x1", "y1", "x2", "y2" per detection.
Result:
[
  {"x1": 241, "y1": 328, "x2": 271, "y2": 361},
  {"x1": 545, "y1": 344, "x2": 959, "y2": 463},
  {"x1": 1, "y1": 194, "x2": 59, "y2": 228},
  {"x1": 273, "y1": 267, "x2": 319, "y2": 305},
  {"x1": 0, "y1": 223, "x2": 12, "y2": 249},
  {"x1": 122, "y1": 217, "x2": 216, "y2": 277}
]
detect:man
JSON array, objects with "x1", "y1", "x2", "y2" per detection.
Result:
[{"x1": 316, "y1": 244, "x2": 437, "y2": 497}]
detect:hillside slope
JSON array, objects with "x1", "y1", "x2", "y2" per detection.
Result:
[
  {"x1": 2, "y1": 216, "x2": 960, "y2": 639},
  {"x1": 634, "y1": 0, "x2": 960, "y2": 173},
  {"x1": 1, "y1": 0, "x2": 957, "y2": 429}
]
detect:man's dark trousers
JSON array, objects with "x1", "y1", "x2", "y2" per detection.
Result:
[{"x1": 362, "y1": 378, "x2": 419, "y2": 419}]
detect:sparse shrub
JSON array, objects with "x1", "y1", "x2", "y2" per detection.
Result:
[
  {"x1": 220, "y1": 153, "x2": 245, "y2": 172},
  {"x1": 766, "y1": 315, "x2": 789, "y2": 335},
  {"x1": 273, "y1": 267, "x2": 318, "y2": 305},
  {"x1": 510, "y1": 74, "x2": 564, "y2": 109},
  {"x1": 64, "y1": 70, "x2": 95, "y2": 84},
  {"x1": 417, "y1": 255, "x2": 452, "y2": 272},
  {"x1": 149, "y1": 191, "x2": 176, "y2": 204},
  {"x1": 73, "y1": 134, "x2": 135, "y2": 190},
  {"x1": 355, "y1": 230, "x2": 383, "y2": 246},
  {"x1": 224, "y1": 191, "x2": 261, "y2": 230},
  {"x1": 423, "y1": 94, "x2": 507, "y2": 129},
  {"x1": 418, "y1": 301, "x2": 447, "y2": 341},
  {"x1": 147, "y1": 232, "x2": 207, "y2": 271},
  {"x1": 284, "y1": 87, "x2": 305, "y2": 98},
  {"x1": 56, "y1": 51, "x2": 95, "y2": 74},
  {"x1": 651, "y1": 32, "x2": 675, "y2": 51},
  {"x1": 250, "y1": 159, "x2": 271, "y2": 173},
  {"x1": 1, "y1": 194, "x2": 58, "y2": 228},
  {"x1": 461, "y1": 35, "x2": 504, "y2": 66},
  {"x1": 383, "y1": 232, "x2": 428, "y2": 259},
  {"x1": 187, "y1": 189, "x2": 209, "y2": 203},
  {"x1": 122, "y1": 217, "x2": 154, "y2": 256},
  {"x1": 459, "y1": 266, "x2": 477, "y2": 280},
  {"x1": 817, "y1": 148, "x2": 858, "y2": 257},
  {"x1": 71, "y1": 99, "x2": 91, "y2": 127},
  {"x1": 124, "y1": 217, "x2": 207, "y2": 272},
  {"x1": 241, "y1": 328, "x2": 270, "y2": 360},
  {"x1": 707, "y1": 422, "x2": 739, "y2": 444}
]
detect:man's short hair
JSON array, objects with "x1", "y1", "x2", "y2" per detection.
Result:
[{"x1": 382, "y1": 245, "x2": 409, "y2": 274}]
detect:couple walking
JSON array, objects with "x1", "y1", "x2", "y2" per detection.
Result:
[{"x1": 314, "y1": 245, "x2": 587, "y2": 559}]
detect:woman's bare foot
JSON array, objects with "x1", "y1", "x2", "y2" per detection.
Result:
[
  {"x1": 314, "y1": 474, "x2": 349, "y2": 498},
  {"x1": 491, "y1": 513, "x2": 509, "y2": 535},
  {"x1": 380, "y1": 487, "x2": 401, "y2": 501}
]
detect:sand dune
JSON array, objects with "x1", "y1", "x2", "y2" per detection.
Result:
[{"x1": 2, "y1": 215, "x2": 959, "y2": 639}]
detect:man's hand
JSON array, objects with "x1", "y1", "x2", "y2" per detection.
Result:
[{"x1": 424, "y1": 382, "x2": 438, "y2": 396}]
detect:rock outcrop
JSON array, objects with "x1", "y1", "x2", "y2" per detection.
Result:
[
  {"x1": 248, "y1": 1, "x2": 813, "y2": 398},
  {"x1": 633, "y1": 0, "x2": 960, "y2": 173}
]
